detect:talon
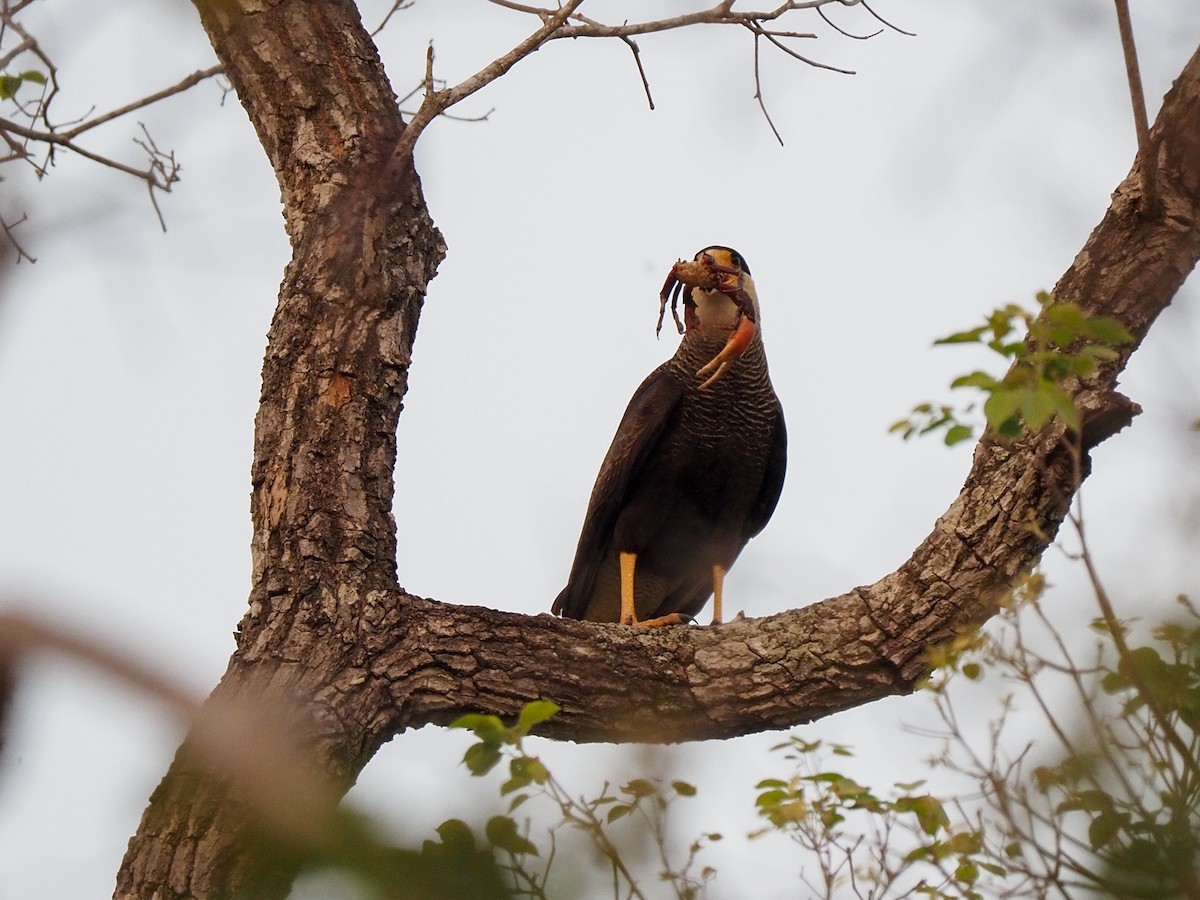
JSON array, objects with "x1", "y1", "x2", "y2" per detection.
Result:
[
  {"x1": 630, "y1": 612, "x2": 690, "y2": 628},
  {"x1": 696, "y1": 314, "x2": 757, "y2": 389}
]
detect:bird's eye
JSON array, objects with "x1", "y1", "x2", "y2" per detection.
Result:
[{"x1": 731, "y1": 252, "x2": 743, "y2": 269}]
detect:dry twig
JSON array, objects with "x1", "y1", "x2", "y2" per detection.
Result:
[{"x1": 393, "y1": 0, "x2": 903, "y2": 162}]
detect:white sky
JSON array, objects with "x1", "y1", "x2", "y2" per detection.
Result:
[{"x1": 1, "y1": 1, "x2": 1198, "y2": 897}]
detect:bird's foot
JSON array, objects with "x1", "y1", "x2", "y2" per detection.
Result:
[{"x1": 622, "y1": 612, "x2": 692, "y2": 628}]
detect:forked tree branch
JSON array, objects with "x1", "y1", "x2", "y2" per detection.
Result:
[{"x1": 109, "y1": 0, "x2": 1199, "y2": 892}]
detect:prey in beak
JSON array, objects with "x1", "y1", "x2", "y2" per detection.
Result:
[{"x1": 658, "y1": 248, "x2": 758, "y2": 389}]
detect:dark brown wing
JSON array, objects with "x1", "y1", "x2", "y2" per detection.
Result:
[
  {"x1": 744, "y1": 401, "x2": 787, "y2": 540},
  {"x1": 552, "y1": 367, "x2": 685, "y2": 619}
]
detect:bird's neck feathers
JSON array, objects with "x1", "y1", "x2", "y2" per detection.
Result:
[
  {"x1": 672, "y1": 282, "x2": 768, "y2": 382},
  {"x1": 690, "y1": 275, "x2": 761, "y2": 334}
]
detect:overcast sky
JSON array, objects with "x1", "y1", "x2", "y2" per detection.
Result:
[{"x1": 1, "y1": 2, "x2": 1199, "y2": 897}]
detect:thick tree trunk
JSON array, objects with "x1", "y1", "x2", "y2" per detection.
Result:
[
  {"x1": 114, "y1": 1, "x2": 1200, "y2": 893},
  {"x1": 115, "y1": 1, "x2": 445, "y2": 895}
]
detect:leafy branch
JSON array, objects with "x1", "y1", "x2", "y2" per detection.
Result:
[
  {"x1": 753, "y1": 736, "x2": 998, "y2": 898},
  {"x1": 891, "y1": 292, "x2": 1133, "y2": 446},
  {"x1": 451, "y1": 702, "x2": 718, "y2": 899}
]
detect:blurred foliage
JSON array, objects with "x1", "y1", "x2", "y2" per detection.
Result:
[
  {"x1": 0, "y1": 69, "x2": 45, "y2": 102},
  {"x1": 892, "y1": 292, "x2": 1133, "y2": 445},
  {"x1": 750, "y1": 736, "x2": 998, "y2": 898},
  {"x1": 450, "y1": 701, "x2": 717, "y2": 899},
  {"x1": 283, "y1": 575, "x2": 1200, "y2": 898}
]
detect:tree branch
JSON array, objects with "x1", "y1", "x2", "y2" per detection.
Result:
[
  {"x1": 358, "y1": 42, "x2": 1200, "y2": 745},
  {"x1": 1112, "y1": 0, "x2": 1159, "y2": 216},
  {"x1": 394, "y1": 0, "x2": 879, "y2": 160},
  {"x1": 113, "y1": 0, "x2": 1200, "y2": 890}
]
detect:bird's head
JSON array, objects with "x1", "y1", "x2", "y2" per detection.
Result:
[
  {"x1": 657, "y1": 246, "x2": 762, "y2": 389},
  {"x1": 687, "y1": 246, "x2": 759, "y2": 334}
]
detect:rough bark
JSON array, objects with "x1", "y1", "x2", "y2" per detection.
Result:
[{"x1": 114, "y1": 1, "x2": 1200, "y2": 894}]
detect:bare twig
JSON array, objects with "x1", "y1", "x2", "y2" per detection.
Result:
[
  {"x1": 622, "y1": 35, "x2": 655, "y2": 111},
  {"x1": 392, "y1": 0, "x2": 586, "y2": 164},
  {"x1": 748, "y1": 22, "x2": 856, "y2": 75},
  {"x1": 751, "y1": 31, "x2": 785, "y2": 147},
  {"x1": 0, "y1": 116, "x2": 178, "y2": 190},
  {"x1": 396, "y1": 0, "x2": 895, "y2": 159},
  {"x1": 1, "y1": 4, "x2": 217, "y2": 228},
  {"x1": 1071, "y1": 501, "x2": 1200, "y2": 787},
  {"x1": 860, "y1": 0, "x2": 916, "y2": 37},
  {"x1": 0, "y1": 210, "x2": 35, "y2": 263},
  {"x1": 817, "y1": 6, "x2": 882, "y2": 41},
  {"x1": 1112, "y1": 0, "x2": 1159, "y2": 217},
  {"x1": 59, "y1": 65, "x2": 222, "y2": 140},
  {"x1": 371, "y1": 0, "x2": 414, "y2": 38}
]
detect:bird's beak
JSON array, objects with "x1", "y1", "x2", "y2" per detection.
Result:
[{"x1": 715, "y1": 269, "x2": 744, "y2": 294}]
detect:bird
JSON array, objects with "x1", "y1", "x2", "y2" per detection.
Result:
[{"x1": 552, "y1": 246, "x2": 786, "y2": 627}]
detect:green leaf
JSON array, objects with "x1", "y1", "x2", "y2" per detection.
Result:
[
  {"x1": 607, "y1": 804, "x2": 632, "y2": 823},
  {"x1": 1087, "y1": 810, "x2": 1122, "y2": 850},
  {"x1": 19, "y1": 70, "x2": 47, "y2": 85},
  {"x1": 755, "y1": 789, "x2": 791, "y2": 806},
  {"x1": 1083, "y1": 315, "x2": 1133, "y2": 345},
  {"x1": 463, "y1": 741, "x2": 503, "y2": 776},
  {"x1": 944, "y1": 424, "x2": 974, "y2": 446},
  {"x1": 508, "y1": 793, "x2": 530, "y2": 812},
  {"x1": 450, "y1": 713, "x2": 507, "y2": 742},
  {"x1": 951, "y1": 371, "x2": 1000, "y2": 391},
  {"x1": 622, "y1": 779, "x2": 658, "y2": 798},
  {"x1": 435, "y1": 818, "x2": 477, "y2": 853},
  {"x1": 954, "y1": 859, "x2": 980, "y2": 885},
  {"x1": 1046, "y1": 384, "x2": 1080, "y2": 432},
  {"x1": 671, "y1": 780, "x2": 698, "y2": 797},
  {"x1": 515, "y1": 700, "x2": 560, "y2": 735},
  {"x1": 896, "y1": 795, "x2": 950, "y2": 836},
  {"x1": 991, "y1": 340, "x2": 1028, "y2": 358},
  {"x1": 0, "y1": 75, "x2": 20, "y2": 100},
  {"x1": 935, "y1": 326, "x2": 989, "y2": 345},
  {"x1": 1056, "y1": 789, "x2": 1114, "y2": 815},
  {"x1": 983, "y1": 388, "x2": 1021, "y2": 432},
  {"x1": 1019, "y1": 386, "x2": 1058, "y2": 431},
  {"x1": 505, "y1": 755, "x2": 548, "y2": 790},
  {"x1": 486, "y1": 815, "x2": 539, "y2": 856},
  {"x1": 945, "y1": 831, "x2": 983, "y2": 855}
]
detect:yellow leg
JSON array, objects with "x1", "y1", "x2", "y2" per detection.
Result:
[
  {"x1": 619, "y1": 551, "x2": 638, "y2": 625},
  {"x1": 619, "y1": 551, "x2": 688, "y2": 628},
  {"x1": 711, "y1": 564, "x2": 726, "y2": 625}
]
